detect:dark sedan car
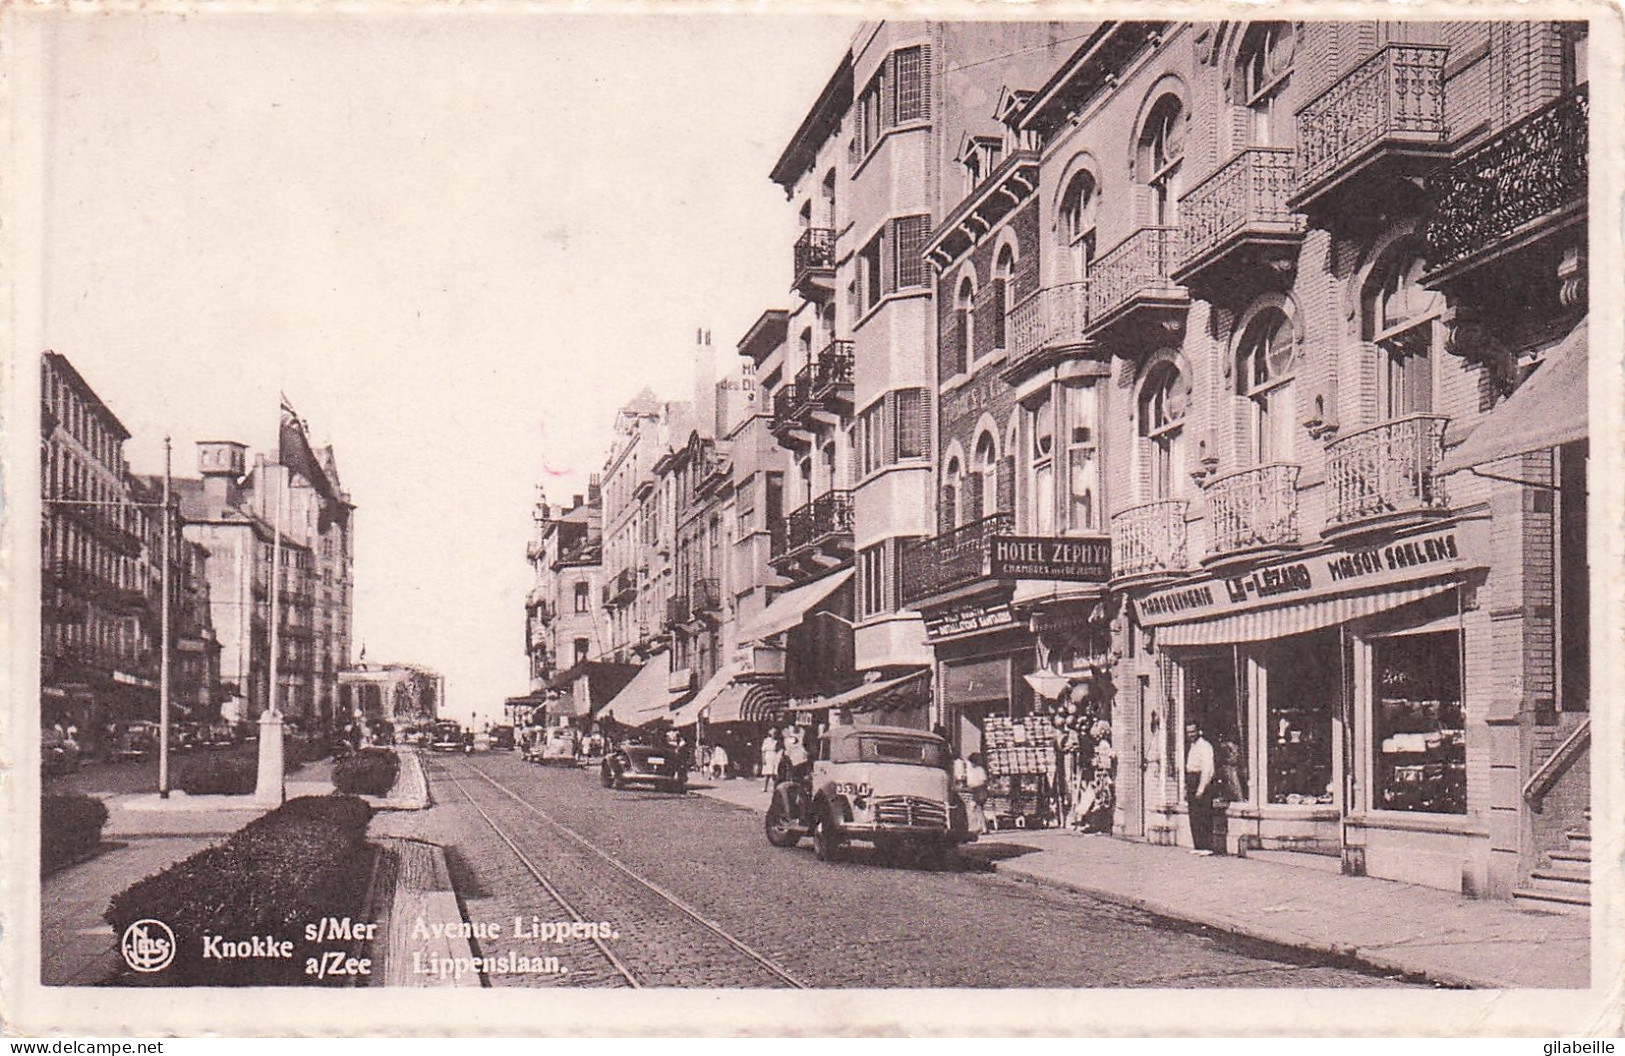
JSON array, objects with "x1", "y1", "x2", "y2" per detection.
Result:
[{"x1": 600, "y1": 743, "x2": 687, "y2": 793}]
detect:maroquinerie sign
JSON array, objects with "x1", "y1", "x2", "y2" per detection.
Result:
[
  {"x1": 922, "y1": 599, "x2": 1016, "y2": 640},
  {"x1": 988, "y1": 535, "x2": 1112, "y2": 583},
  {"x1": 1136, "y1": 525, "x2": 1481, "y2": 627}
]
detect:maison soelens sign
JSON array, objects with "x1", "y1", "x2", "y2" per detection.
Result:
[{"x1": 988, "y1": 535, "x2": 1112, "y2": 583}]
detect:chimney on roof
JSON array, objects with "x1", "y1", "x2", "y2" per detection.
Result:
[
  {"x1": 572, "y1": 494, "x2": 584, "y2": 509},
  {"x1": 587, "y1": 473, "x2": 601, "y2": 505},
  {"x1": 693, "y1": 325, "x2": 717, "y2": 441}
]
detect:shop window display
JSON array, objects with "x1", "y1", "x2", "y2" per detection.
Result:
[
  {"x1": 1373, "y1": 631, "x2": 1465, "y2": 814},
  {"x1": 1265, "y1": 632, "x2": 1338, "y2": 805},
  {"x1": 1182, "y1": 654, "x2": 1248, "y2": 801}
]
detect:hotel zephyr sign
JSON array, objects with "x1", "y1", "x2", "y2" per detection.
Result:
[{"x1": 987, "y1": 535, "x2": 1112, "y2": 583}]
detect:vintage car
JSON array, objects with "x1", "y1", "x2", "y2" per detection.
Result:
[
  {"x1": 41, "y1": 727, "x2": 81, "y2": 776},
  {"x1": 537, "y1": 726, "x2": 578, "y2": 764},
  {"x1": 201, "y1": 722, "x2": 240, "y2": 751},
  {"x1": 491, "y1": 724, "x2": 516, "y2": 751},
  {"x1": 429, "y1": 720, "x2": 464, "y2": 753},
  {"x1": 765, "y1": 725, "x2": 973, "y2": 866},
  {"x1": 111, "y1": 721, "x2": 159, "y2": 761},
  {"x1": 600, "y1": 742, "x2": 686, "y2": 792}
]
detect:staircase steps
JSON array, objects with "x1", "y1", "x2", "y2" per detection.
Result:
[{"x1": 1514, "y1": 808, "x2": 1590, "y2": 914}]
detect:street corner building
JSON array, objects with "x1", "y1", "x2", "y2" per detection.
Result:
[
  {"x1": 41, "y1": 353, "x2": 358, "y2": 742},
  {"x1": 520, "y1": 19, "x2": 1591, "y2": 910}
]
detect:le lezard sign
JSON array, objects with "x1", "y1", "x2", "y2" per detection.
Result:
[
  {"x1": 1136, "y1": 525, "x2": 1480, "y2": 627},
  {"x1": 987, "y1": 535, "x2": 1112, "y2": 582}
]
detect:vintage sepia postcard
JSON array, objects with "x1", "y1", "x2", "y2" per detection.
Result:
[{"x1": 2, "y1": 0, "x2": 1620, "y2": 1037}]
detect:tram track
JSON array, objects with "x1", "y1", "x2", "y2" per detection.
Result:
[{"x1": 435, "y1": 754, "x2": 808, "y2": 989}]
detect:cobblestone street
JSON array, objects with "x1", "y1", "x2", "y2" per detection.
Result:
[{"x1": 368, "y1": 752, "x2": 1422, "y2": 989}]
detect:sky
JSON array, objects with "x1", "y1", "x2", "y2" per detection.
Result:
[{"x1": 32, "y1": 11, "x2": 858, "y2": 725}]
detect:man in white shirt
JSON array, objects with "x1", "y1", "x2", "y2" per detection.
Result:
[{"x1": 1185, "y1": 722, "x2": 1216, "y2": 856}]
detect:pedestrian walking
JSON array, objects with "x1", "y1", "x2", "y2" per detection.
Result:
[
  {"x1": 709, "y1": 741, "x2": 729, "y2": 781},
  {"x1": 964, "y1": 752, "x2": 990, "y2": 834},
  {"x1": 760, "y1": 730, "x2": 781, "y2": 791},
  {"x1": 782, "y1": 725, "x2": 809, "y2": 783},
  {"x1": 1185, "y1": 722, "x2": 1216, "y2": 855}
]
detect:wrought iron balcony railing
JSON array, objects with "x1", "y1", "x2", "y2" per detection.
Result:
[
  {"x1": 1110, "y1": 500, "x2": 1190, "y2": 581},
  {"x1": 1176, "y1": 147, "x2": 1303, "y2": 281},
  {"x1": 1007, "y1": 282, "x2": 1091, "y2": 367},
  {"x1": 1204, "y1": 463, "x2": 1301, "y2": 558},
  {"x1": 1294, "y1": 43, "x2": 1448, "y2": 201},
  {"x1": 1086, "y1": 226, "x2": 1184, "y2": 332},
  {"x1": 899, "y1": 513, "x2": 1015, "y2": 607},
  {"x1": 774, "y1": 341, "x2": 854, "y2": 436},
  {"x1": 1325, "y1": 414, "x2": 1450, "y2": 530},
  {"x1": 665, "y1": 594, "x2": 691, "y2": 628},
  {"x1": 1423, "y1": 84, "x2": 1588, "y2": 275},
  {"x1": 772, "y1": 489, "x2": 854, "y2": 561},
  {"x1": 793, "y1": 228, "x2": 837, "y2": 293}
]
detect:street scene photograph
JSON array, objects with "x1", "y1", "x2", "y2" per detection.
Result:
[{"x1": 10, "y1": 5, "x2": 1612, "y2": 1036}]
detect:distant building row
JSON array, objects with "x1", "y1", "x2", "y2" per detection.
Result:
[{"x1": 41, "y1": 352, "x2": 358, "y2": 739}]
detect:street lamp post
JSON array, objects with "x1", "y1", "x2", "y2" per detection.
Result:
[{"x1": 255, "y1": 463, "x2": 287, "y2": 806}]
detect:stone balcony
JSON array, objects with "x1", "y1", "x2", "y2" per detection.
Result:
[
  {"x1": 1292, "y1": 43, "x2": 1450, "y2": 217},
  {"x1": 1004, "y1": 281, "x2": 1093, "y2": 379},
  {"x1": 1324, "y1": 414, "x2": 1451, "y2": 538},
  {"x1": 1202, "y1": 463, "x2": 1302, "y2": 565},
  {"x1": 1174, "y1": 147, "x2": 1305, "y2": 298},
  {"x1": 1109, "y1": 500, "x2": 1190, "y2": 587},
  {"x1": 1085, "y1": 226, "x2": 1189, "y2": 349}
]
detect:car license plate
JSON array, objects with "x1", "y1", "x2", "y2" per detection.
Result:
[{"x1": 647, "y1": 756, "x2": 665, "y2": 766}]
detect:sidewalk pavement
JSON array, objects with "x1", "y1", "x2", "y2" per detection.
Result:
[{"x1": 690, "y1": 778, "x2": 1589, "y2": 990}]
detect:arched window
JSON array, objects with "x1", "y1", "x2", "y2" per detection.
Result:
[
  {"x1": 1237, "y1": 22, "x2": 1294, "y2": 146},
  {"x1": 1237, "y1": 309, "x2": 1300, "y2": 464},
  {"x1": 991, "y1": 245, "x2": 1016, "y2": 354},
  {"x1": 940, "y1": 456, "x2": 962, "y2": 532},
  {"x1": 972, "y1": 431, "x2": 998, "y2": 525},
  {"x1": 951, "y1": 276, "x2": 975, "y2": 378},
  {"x1": 821, "y1": 169, "x2": 837, "y2": 227},
  {"x1": 1139, "y1": 361, "x2": 1189, "y2": 500},
  {"x1": 1362, "y1": 252, "x2": 1443, "y2": 419},
  {"x1": 1139, "y1": 95, "x2": 1186, "y2": 226},
  {"x1": 1059, "y1": 171, "x2": 1098, "y2": 280},
  {"x1": 797, "y1": 455, "x2": 813, "y2": 506}
]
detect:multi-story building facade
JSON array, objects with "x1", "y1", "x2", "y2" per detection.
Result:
[
  {"x1": 41, "y1": 353, "x2": 163, "y2": 735},
  {"x1": 954, "y1": 19, "x2": 1590, "y2": 904},
  {"x1": 131, "y1": 473, "x2": 223, "y2": 724},
  {"x1": 176, "y1": 442, "x2": 324, "y2": 729},
  {"x1": 525, "y1": 485, "x2": 607, "y2": 685}
]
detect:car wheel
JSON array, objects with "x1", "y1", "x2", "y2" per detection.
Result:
[
  {"x1": 612, "y1": 771, "x2": 626, "y2": 791},
  {"x1": 926, "y1": 841, "x2": 955, "y2": 872},
  {"x1": 812, "y1": 806, "x2": 843, "y2": 863},
  {"x1": 600, "y1": 766, "x2": 613, "y2": 788},
  {"x1": 765, "y1": 797, "x2": 800, "y2": 848},
  {"x1": 673, "y1": 772, "x2": 688, "y2": 793}
]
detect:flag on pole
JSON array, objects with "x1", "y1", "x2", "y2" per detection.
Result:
[{"x1": 279, "y1": 394, "x2": 337, "y2": 503}]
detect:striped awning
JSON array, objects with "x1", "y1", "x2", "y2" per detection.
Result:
[
  {"x1": 1154, "y1": 580, "x2": 1459, "y2": 648},
  {"x1": 708, "y1": 681, "x2": 787, "y2": 724},
  {"x1": 670, "y1": 666, "x2": 734, "y2": 727},
  {"x1": 818, "y1": 668, "x2": 932, "y2": 714},
  {"x1": 598, "y1": 658, "x2": 678, "y2": 725}
]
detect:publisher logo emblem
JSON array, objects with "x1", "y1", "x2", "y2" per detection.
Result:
[{"x1": 121, "y1": 919, "x2": 176, "y2": 972}]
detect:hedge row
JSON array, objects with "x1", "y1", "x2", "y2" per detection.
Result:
[
  {"x1": 42, "y1": 793, "x2": 109, "y2": 873},
  {"x1": 332, "y1": 749, "x2": 400, "y2": 797},
  {"x1": 174, "y1": 742, "x2": 306, "y2": 796},
  {"x1": 106, "y1": 795, "x2": 375, "y2": 986}
]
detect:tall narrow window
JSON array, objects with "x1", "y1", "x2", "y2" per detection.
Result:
[
  {"x1": 1140, "y1": 95, "x2": 1185, "y2": 226},
  {"x1": 1029, "y1": 395, "x2": 1056, "y2": 534},
  {"x1": 893, "y1": 45, "x2": 930, "y2": 123},
  {"x1": 1238, "y1": 311, "x2": 1299, "y2": 465},
  {"x1": 1060, "y1": 171, "x2": 1098, "y2": 280},
  {"x1": 1364, "y1": 254, "x2": 1442, "y2": 419},
  {"x1": 941, "y1": 457, "x2": 962, "y2": 532},
  {"x1": 972, "y1": 432, "x2": 997, "y2": 525},
  {"x1": 1238, "y1": 22, "x2": 1294, "y2": 146},
  {"x1": 574, "y1": 582, "x2": 590, "y2": 614},
  {"x1": 1139, "y1": 362, "x2": 1188, "y2": 500},
  {"x1": 1064, "y1": 386, "x2": 1100, "y2": 532},
  {"x1": 951, "y1": 277, "x2": 975, "y2": 378}
]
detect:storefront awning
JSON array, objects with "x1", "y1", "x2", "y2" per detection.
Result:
[
  {"x1": 709, "y1": 681, "x2": 786, "y2": 725},
  {"x1": 670, "y1": 665, "x2": 734, "y2": 727},
  {"x1": 1440, "y1": 318, "x2": 1588, "y2": 473},
  {"x1": 737, "y1": 568, "x2": 854, "y2": 642},
  {"x1": 818, "y1": 669, "x2": 932, "y2": 714},
  {"x1": 596, "y1": 658, "x2": 678, "y2": 725},
  {"x1": 1154, "y1": 579, "x2": 1459, "y2": 648}
]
